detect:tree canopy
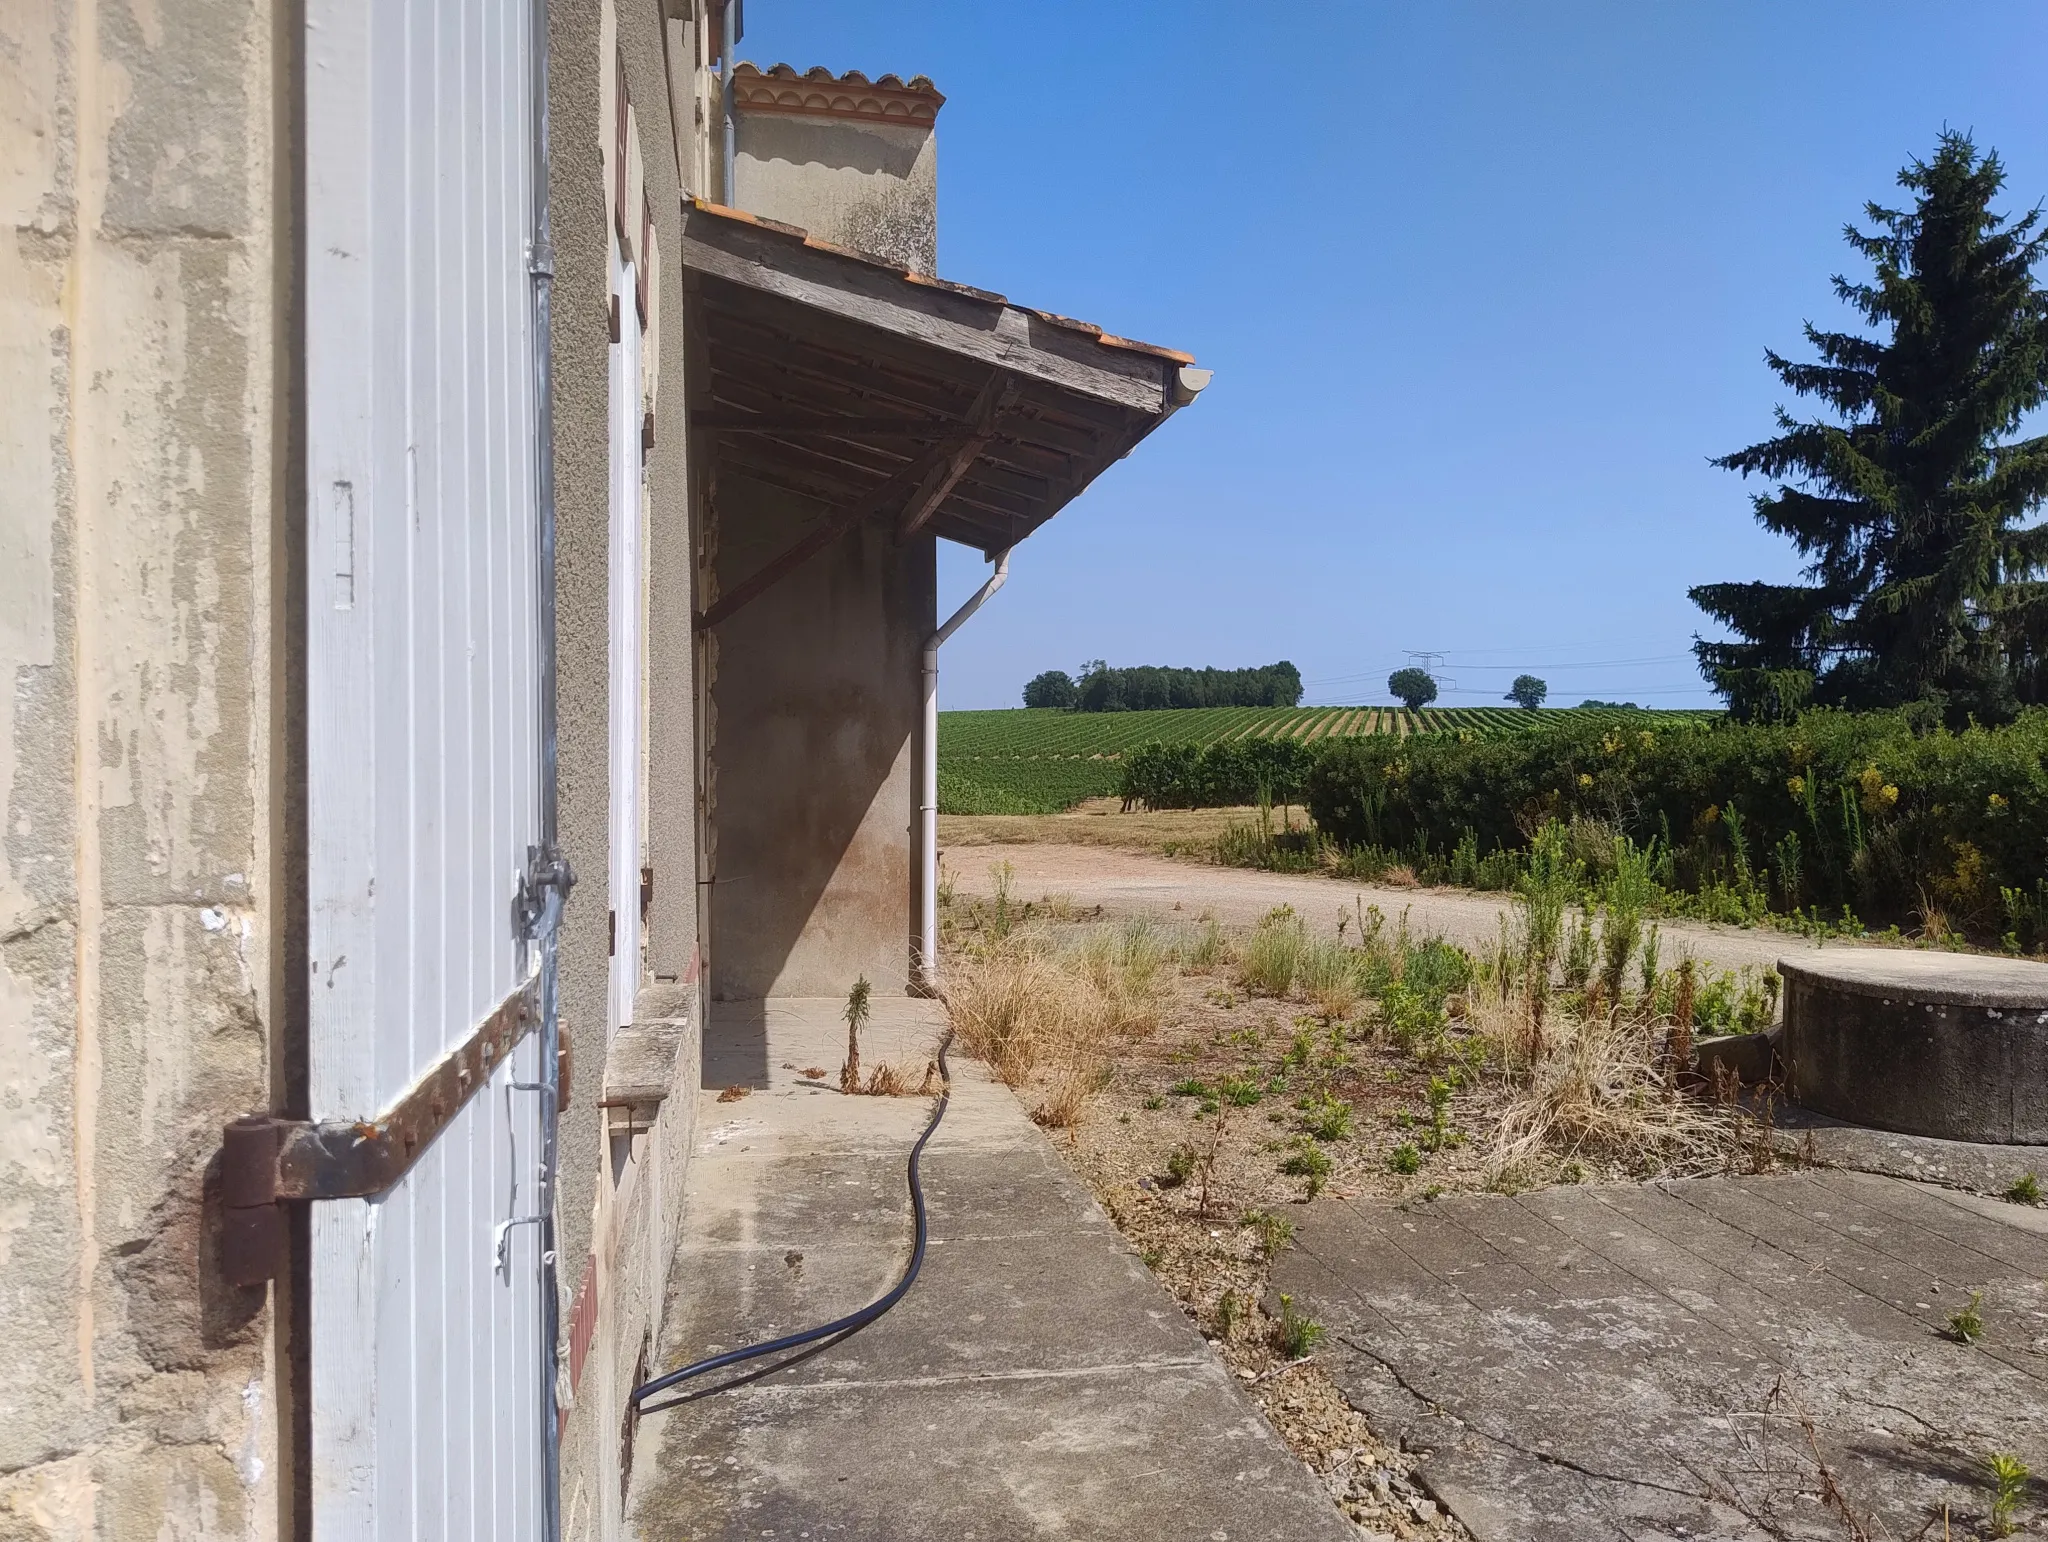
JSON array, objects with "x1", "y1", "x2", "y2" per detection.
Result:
[
  {"x1": 1070, "y1": 660, "x2": 1303, "y2": 712},
  {"x1": 1692, "y1": 132, "x2": 2048, "y2": 723},
  {"x1": 1022, "y1": 670, "x2": 1079, "y2": 709},
  {"x1": 1388, "y1": 668, "x2": 1438, "y2": 709},
  {"x1": 1506, "y1": 674, "x2": 1548, "y2": 709}
]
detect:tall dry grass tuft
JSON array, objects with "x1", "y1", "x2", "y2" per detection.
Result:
[
  {"x1": 1471, "y1": 986, "x2": 1731, "y2": 1187},
  {"x1": 945, "y1": 921, "x2": 1166, "y2": 1128}
]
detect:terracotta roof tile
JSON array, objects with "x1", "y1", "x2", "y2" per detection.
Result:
[{"x1": 734, "y1": 62, "x2": 945, "y2": 122}]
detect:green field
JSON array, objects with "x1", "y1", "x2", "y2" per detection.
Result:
[{"x1": 938, "y1": 704, "x2": 1719, "y2": 814}]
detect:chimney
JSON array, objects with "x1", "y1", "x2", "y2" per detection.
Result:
[{"x1": 729, "y1": 64, "x2": 943, "y2": 275}]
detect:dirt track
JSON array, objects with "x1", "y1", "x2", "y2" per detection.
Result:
[{"x1": 942, "y1": 839, "x2": 1845, "y2": 977}]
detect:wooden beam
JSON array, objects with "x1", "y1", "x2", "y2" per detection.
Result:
[
  {"x1": 697, "y1": 432, "x2": 973, "y2": 632},
  {"x1": 692, "y1": 410, "x2": 959, "y2": 437},
  {"x1": 679, "y1": 215, "x2": 1169, "y2": 413},
  {"x1": 896, "y1": 375, "x2": 1016, "y2": 541}
]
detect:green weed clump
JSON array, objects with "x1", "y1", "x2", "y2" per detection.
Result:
[
  {"x1": 2005, "y1": 1171, "x2": 2041, "y2": 1205},
  {"x1": 1298, "y1": 1095, "x2": 1353, "y2": 1143},
  {"x1": 1273, "y1": 1294, "x2": 1326, "y2": 1359},
  {"x1": 1280, "y1": 1137, "x2": 1334, "y2": 1195},
  {"x1": 1948, "y1": 1290, "x2": 1986, "y2": 1344},
  {"x1": 1242, "y1": 1209, "x2": 1295, "y2": 1258},
  {"x1": 1986, "y1": 1451, "x2": 2030, "y2": 1537},
  {"x1": 1387, "y1": 1143, "x2": 1422, "y2": 1175}
]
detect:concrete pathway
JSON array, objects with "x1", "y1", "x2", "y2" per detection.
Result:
[
  {"x1": 947, "y1": 842, "x2": 1839, "y2": 978},
  {"x1": 1275, "y1": 1171, "x2": 2048, "y2": 1541},
  {"x1": 628, "y1": 998, "x2": 1356, "y2": 1542}
]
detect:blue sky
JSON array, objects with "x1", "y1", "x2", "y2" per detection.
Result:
[{"x1": 744, "y1": 2, "x2": 2048, "y2": 710}]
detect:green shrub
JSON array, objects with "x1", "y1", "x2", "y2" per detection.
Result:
[{"x1": 1306, "y1": 709, "x2": 2048, "y2": 939}]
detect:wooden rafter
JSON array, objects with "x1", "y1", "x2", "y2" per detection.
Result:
[{"x1": 895, "y1": 375, "x2": 1016, "y2": 541}]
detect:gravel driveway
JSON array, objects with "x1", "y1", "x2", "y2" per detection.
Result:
[{"x1": 943, "y1": 840, "x2": 1851, "y2": 977}]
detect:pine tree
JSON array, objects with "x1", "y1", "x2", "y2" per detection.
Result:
[{"x1": 1692, "y1": 133, "x2": 2048, "y2": 724}]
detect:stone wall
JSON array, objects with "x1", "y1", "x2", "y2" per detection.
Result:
[{"x1": 1, "y1": 0, "x2": 288, "y2": 1534}]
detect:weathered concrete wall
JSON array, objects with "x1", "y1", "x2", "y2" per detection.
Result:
[
  {"x1": 549, "y1": 0, "x2": 615, "y2": 1309},
  {"x1": 706, "y1": 475, "x2": 934, "y2": 1002},
  {"x1": 733, "y1": 114, "x2": 937, "y2": 274},
  {"x1": 556, "y1": 0, "x2": 706, "y2": 1534},
  {"x1": 1, "y1": 0, "x2": 285, "y2": 1535}
]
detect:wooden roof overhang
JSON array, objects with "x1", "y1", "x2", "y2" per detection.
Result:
[{"x1": 677, "y1": 199, "x2": 1209, "y2": 629}]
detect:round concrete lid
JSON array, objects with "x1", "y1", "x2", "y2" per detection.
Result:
[{"x1": 1777, "y1": 948, "x2": 2048, "y2": 1008}]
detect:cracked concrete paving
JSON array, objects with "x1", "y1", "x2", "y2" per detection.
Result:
[
  {"x1": 627, "y1": 998, "x2": 1357, "y2": 1541},
  {"x1": 1274, "y1": 1170, "x2": 2048, "y2": 1541}
]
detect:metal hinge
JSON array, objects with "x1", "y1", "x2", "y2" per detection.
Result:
[
  {"x1": 218, "y1": 979, "x2": 538, "y2": 1286},
  {"x1": 515, "y1": 842, "x2": 577, "y2": 941}
]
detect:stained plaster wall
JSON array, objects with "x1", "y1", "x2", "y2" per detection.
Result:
[
  {"x1": 1, "y1": 0, "x2": 287, "y2": 1536},
  {"x1": 732, "y1": 112, "x2": 937, "y2": 274},
  {"x1": 705, "y1": 474, "x2": 934, "y2": 1003},
  {"x1": 554, "y1": 1, "x2": 707, "y2": 1534}
]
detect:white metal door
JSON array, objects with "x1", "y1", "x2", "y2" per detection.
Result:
[
  {"x1": 304, "y1": 0, "x2": 551, "y2": 1535},
  {"x1": 608, "y1": 248, "x2": 644, "y2": 1039}
]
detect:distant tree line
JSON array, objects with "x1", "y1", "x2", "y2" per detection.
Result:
[{"x1": 1023, "y1": 659, "x2": 1303, "y2": 712}]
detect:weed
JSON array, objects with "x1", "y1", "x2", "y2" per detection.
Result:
[
  {"x1": 1162, "y1": 1143, "x2": 1197, "y2": 1188},
  {"x1": 1239, "y1": 907, "x2": 1308, "y2": 995},
  {"x1": 1273, "y1": 1294, "x2": 1326, "y2": 1359},
  {"x1": 1218, "y1": 1074, "x2": 1265, "y2": 1107},
  {"x1": 1140, "y1": 1247, "x2": 1164, "y2": 1269},
  {"x1": 1986, "y1": 1451, "x2": 2029, "y2": 1537},
  {"x1": 1242, "y1": 1208, "x2": 1296, "y2": 1258},
  {"x1": 1180, "y1": 920, "x2": 1229, "y2": 973},
  {"x1": 1560, "y1": 1160, "x2": 1586, "y2": 1184},
  {"x1": 1300, "y1": 1095, "x2": 1353, "y2": 1142},
  {"x1": 1215, "y1": 1289, "x2": 1242, "y2": 1339},
  {"x1": 1169, "y1": 1078, "x2": 1210, "y2": 1098},
  {"x1": 1280, "y1": 1026, "x2": 1318, "y2": 1070},
  {"x1": 863, "y1": 1062, "x2": 909, "y2": 1096},
  {"x1": 2006, "y1": 1171, "x2": 2042, "y2": 1206},
  {"x1": 1948, "y1": 1290, "x2": 1985, "y2": 1344},
  {"x1": 1387, "y1": 1143, "x2": 1422, "y2": 1175},
  {"x1": 1142, "y1": 1095, "x2": 1166, "y2": 1111},
  {"x1": 1198, "y1": 1099, "x2": 1221, "y2": 1116},
  {"x1": 1280, "y1": 1137, "x2": 1334, "y2": 1195},
  {"x1": 839, "y1": 976, "x2": 871, "y2": 1093},
  {"x1": 1423, "y1": 1076, "x2": 1456, "y2": 1150}
]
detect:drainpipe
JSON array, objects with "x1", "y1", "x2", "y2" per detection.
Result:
[
  {"x1": 919, "y1": 549, "x2": 1012, "y2": 991},
  {"x1": 719, "y1": 0, "x2": 738, "y2": 205}
]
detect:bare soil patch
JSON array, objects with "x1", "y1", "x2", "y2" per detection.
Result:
[{"x1": 940, "y1": 798, "x2": 1273, "y2": 853}]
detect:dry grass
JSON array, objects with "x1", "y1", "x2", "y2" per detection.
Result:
[
  {"x1": 944, "y1": 919, "x2": 1171, "y2": 1127},
  {"x1": 940, "y1": 800, "x2": 1266, "y2": 854},
  {"x1": 1470, "y1": 994, "x2": 1734, "y2": 1187}
]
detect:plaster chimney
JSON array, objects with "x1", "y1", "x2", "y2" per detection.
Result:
[{"x1": 729, "y1": 64, "x2": 943, "y2": 274}]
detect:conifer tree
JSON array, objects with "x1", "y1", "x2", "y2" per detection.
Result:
[{"x1": 1693, "y1": 133, "x2": 2048, "y2": 723}]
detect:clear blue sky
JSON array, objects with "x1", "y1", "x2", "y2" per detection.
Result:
[{"x1": 744, "y1": 2, "x2": 2048, "y2": 710}]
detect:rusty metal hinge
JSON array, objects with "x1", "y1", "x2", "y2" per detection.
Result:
[{"x1": 219, "y1": 978, "x2": 539, "y2": 1286}]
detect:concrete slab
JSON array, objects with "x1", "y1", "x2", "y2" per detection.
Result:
[
  {"x1": 1771, "y1": 1102, "x2": 2047, "y2": 1197},
  {"x1": 628, "y1": 999, "x2": 1356, "y2": 1541},
  {"x1": 1276, "y1": 1172, "x2": 2048, "y2": 1541}
]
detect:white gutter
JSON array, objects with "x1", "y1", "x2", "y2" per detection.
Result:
[{"x1": 918, "y1": 548, "x2": 1012, "y2": 991}]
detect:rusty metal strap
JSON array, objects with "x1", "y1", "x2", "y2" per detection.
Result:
[{"x1": 218, "y1": 978, "x2": 538, "y2": 1283}]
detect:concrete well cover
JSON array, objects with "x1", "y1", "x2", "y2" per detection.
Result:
[{"x1": 1778, "y1": 950, "x2": 2048, "y2": 1144}]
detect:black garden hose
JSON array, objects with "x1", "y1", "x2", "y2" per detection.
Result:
[{"x1": 629, "y1": 1030, "x2": 954, "y2": 1410}]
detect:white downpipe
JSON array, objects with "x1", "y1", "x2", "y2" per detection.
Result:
[{"x1": 920, "y1": 548, "x2": 1012, "y2": 991}]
